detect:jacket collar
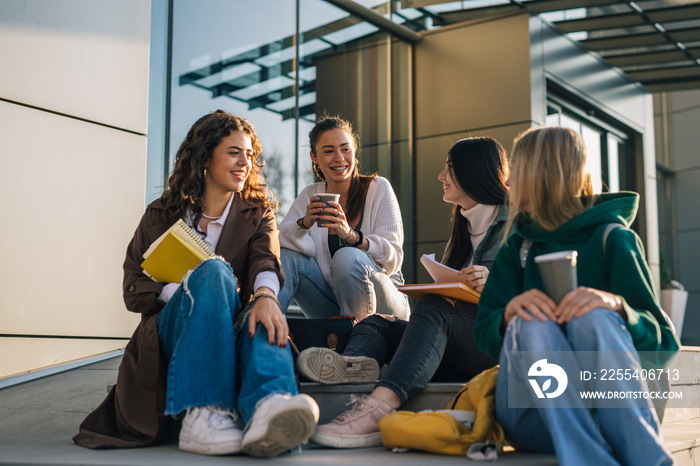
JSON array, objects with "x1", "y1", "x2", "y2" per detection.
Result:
[{"x1": 215, "y1": 193, "x2": 262, "y2": 261}]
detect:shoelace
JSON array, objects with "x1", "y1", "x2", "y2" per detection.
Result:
[
  {"x1": 336, "y1": 395, "x2": 371, "y2": 422},
  {"x1": 204, "y1": 406, "x2": 239, "y2": 429}
]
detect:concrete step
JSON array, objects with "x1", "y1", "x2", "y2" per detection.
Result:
[
  {"x1": 661, "y1": 347, "x2": 700, "y2": 466},
  {"x1": 301, "y1": 347, "x2": 700, "y2": 465},
  {"x1": 301, "y1": 382, "x2": 461, "y2": 424},
  {"x1": 662, "y1": 418, "x2": 700, "y2": 465},
  {"x1": 663, "y1": 346, "x2": 700, "y2": 423}
]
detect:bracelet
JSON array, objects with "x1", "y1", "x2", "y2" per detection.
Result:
[
  {"x1": 297, "y1": 217, "x2": 310, "y2": 230},
  {"x1": 253, "y1": 288, "x2": 280, "y2": 306},
  {"x1": 346, "y1": 229, "x2": 364, "y2": 247}
]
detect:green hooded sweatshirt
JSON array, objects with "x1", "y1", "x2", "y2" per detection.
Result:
[{"x1": 474, "y1": 192, "x2": 680, "y2": 368}]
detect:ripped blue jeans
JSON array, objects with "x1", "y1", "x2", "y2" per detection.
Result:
[
  {"x1": 278, "y1": 247, "x2": 410, "y2": 320},
  {"x1": 495, "y1": 309, "x2": 673, "y2": 466},
  {"x1": 156, "y1": 258, "x2": 298, "y2": 424}
]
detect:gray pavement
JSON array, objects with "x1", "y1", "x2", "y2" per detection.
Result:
[
  {"x1": 1, "y1": 354, "x2": 697, "y2": 465},
  {"x1": 0, "y1": 356, "x2": 559, "y2": 465}
]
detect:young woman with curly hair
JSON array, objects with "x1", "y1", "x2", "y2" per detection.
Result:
[{"x1": 74, "y1": 110, "x2": 319, "y2": 458}]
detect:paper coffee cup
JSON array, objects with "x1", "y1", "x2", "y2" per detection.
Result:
[
  {"x1": 534, "y1": 250, "x2": 578, "y2": 303},
  {"x1": 314, "y1": 192, "x2": 340, "y2": 226}
]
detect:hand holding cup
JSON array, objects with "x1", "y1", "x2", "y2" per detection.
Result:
[
  {"x1": 534, "y1": 250, "x2": 578, "y2": 304},
  {"x1": 314, "y1": 193, "x2": 341, "y2": 226}
]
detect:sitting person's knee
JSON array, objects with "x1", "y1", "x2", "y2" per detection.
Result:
[
  {"x1": 355, "y1": 313, "x2": 400, "y2": 331},
  {"x1": 189, "y1": 257, "x2": 235, "y2": 285},
  {"x1": 566, "y1": 307, "x2": 624, "y2": 337},
  {"x1": 330, "y1": 247, "x2": 371, "y2": 278},
  {"x1": 412, "y1": 294, "x2": 451, "y2": 315},
  {"x1": 507, "y1": 315, "x2": 557, "y2": 340}
]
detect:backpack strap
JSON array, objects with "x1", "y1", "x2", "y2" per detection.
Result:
[
  {"x1": 602, "y1": 223, "x2": 623, "y2": 258},
  {"x1": 521, "y1": 224, "x2": 620, "y2": 270},
  {"x1": 519, "y1": 239, "x2": 532, "y2": 269}
]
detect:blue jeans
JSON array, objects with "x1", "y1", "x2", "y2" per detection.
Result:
[
  {"x1": 495, "y1": 308, "x2": 673, "y2": 466},
  {"x1": 156, "y1": 258, "x2": 298, "y2": 425},
  {"x1": 344, "y1": 294, "x2": 497, "y2": 405},
  {"x1": 278, "y1": 247, "x2": 410, "y2": 320}
]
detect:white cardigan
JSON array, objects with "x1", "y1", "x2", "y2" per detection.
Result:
[{"x1": 279, "y1": 176, "x2": 404, "y2": 290}]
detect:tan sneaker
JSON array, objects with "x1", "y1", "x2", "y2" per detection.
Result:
[
  {"x1": 311, "y1": 395, "x2": 395, "y2": 448},
  {"x1": 297, "y1": 347, "x2": 380, "y2": 384}
]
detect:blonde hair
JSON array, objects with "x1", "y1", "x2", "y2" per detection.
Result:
[{"x1": 506, "y1": 126, "x2": 594, "y2": 233}]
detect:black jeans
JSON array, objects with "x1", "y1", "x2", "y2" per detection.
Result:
[{"x1": 343, "y1": 294, "x2": 497, "y2": 406}]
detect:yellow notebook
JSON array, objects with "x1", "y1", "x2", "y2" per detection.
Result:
[
  {"x1": 141, "y1": 219, "x2": 216, "y2": 283},
  {"x1": 398, "y1": 282, "x2": 480, "y2": 305}
]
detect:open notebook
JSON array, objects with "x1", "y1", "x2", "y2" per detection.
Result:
[{"x1": 398, "y1": 254, "x2": 480, "y2": 304}]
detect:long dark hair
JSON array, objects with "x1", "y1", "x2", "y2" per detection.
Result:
[
  {"x1": 309, "y1": 117, "x2": 375, "y2": 224},
  {"x1": 442, "y1": 137, "x2": 509, "y2": 269},
  {"x1": 161, "y1": 110, "x2": 277, "y2": 227}
]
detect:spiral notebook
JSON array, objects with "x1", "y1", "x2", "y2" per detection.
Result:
[{"x1": 141, "y1": 219, "x2": 215, "y2": 283}]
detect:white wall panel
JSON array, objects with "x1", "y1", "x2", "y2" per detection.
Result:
[
  {"x1": 0, "y1": 102, "x2": 143, "y2": 337},
  {"x1": 675, "y1": 170, "x2": 700, "y2": 232},
  {"x1": 0, "y1": 0, "x2": 150, "y2": 134},
  {"x1": 669, "y1": 106, "x2": 700, "y2": 172},
  {"x1": 668, "y1": 90, "x2": 700, "y2": 110},
  {"x1": 0, "y1": 338, "x2": 126, "y2": 379}
]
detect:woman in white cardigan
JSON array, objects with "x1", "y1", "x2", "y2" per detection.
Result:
[{"x1": 278, "y1": 117, "x2": 410, "y2": 320}]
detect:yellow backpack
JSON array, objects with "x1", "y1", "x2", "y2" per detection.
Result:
[{"x1": 378, "y1": 365, "x2": 505, "y2": 456}]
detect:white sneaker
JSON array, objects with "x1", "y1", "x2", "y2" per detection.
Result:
[
  {"x1": 297, "y1": 347, "x2": 380, "y2": 384},
  {"x1": 178, "y1": 405, "x2": 243, "y2": 455},
  {"x1": 242, "y1": 393, "x2": 320, "y2": 458}
]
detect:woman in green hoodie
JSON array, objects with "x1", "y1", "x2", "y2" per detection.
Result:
[{"x1": 475, "y1": 126, "x2": 679, "y2": 466}]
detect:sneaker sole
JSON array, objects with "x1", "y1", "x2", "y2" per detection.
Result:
[
  {"x1": 242, "y1": 405, "x2": 317, "y2": 458},
  {"x1": 297, "y1": 348, "x2": 380, "y2": 384},
  {"x1": 311, "y1": 429, "x2": 383, "y2": 449},
  {"x1": 178, "y1": 435, "x2": 243, "y2": 455}
]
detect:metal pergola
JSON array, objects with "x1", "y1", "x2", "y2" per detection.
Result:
[{"x1": 179, "y1": 1, "x2": 700, "y2": 120}]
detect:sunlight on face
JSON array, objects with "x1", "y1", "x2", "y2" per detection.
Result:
[
  {"x1": 205, "y1": 131, "x2": 253, "y2": 195},
  {"x1": 438, "y1": 162, "x2": 476, "y2": 210},
  {"x1": 311, "y1": 128, "x2": 355, "y2": 183}
]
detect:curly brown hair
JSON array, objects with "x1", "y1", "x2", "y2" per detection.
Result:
[{"x1": 161, "y1": 110, "x2": 277, "y2": 224}]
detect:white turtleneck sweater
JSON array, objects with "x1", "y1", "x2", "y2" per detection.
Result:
[{"x1": 460, "y1": 204, "x2": 499, "y2": 266}]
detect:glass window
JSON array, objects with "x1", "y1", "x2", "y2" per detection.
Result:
[
  {"x1": 147, "y1": 0, "x2": 415, "y2": 278},
  {"x1": 581, "y1": 124, "x2": 603, "y2": 194},
  {"x1": 607, "y1": 134, "x2": 621, "y2": 193},
  {"x1": 547, "y1": 103, "x2": 629, "y2": 195},
  {"x1": 170, "y1": 0, "x2": 298, "y2": 214}
]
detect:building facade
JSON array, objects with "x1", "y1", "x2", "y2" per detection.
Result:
[{"x1": 0, "y1": 0, "x2": 695, "y2": 380}]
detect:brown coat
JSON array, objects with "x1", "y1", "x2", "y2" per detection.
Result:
[{"x1": 73, "y1": 195, "x2": 283, "y2": 449}]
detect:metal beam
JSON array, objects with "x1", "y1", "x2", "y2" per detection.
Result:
[
  {"x1": 323, "y1": 0, "x2": 423, "y2": 43},
  {"x1": 628, "y1": 64, "x2": 700, "y2": 82},
  {"x1": 607, "y1": 49, "x2": 692, "y2": 67}
]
